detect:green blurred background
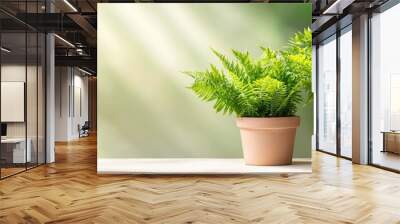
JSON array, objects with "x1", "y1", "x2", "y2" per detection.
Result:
[{"x1": 98, "y1": 3, "x2": 312, "y2": 159}]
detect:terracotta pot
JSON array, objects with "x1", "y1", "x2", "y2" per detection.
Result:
[{"x1": 236, "y1": 117, "x2": 300, "y2": 166}]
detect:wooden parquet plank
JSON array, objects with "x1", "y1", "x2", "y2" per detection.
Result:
[{"x1": 0, "y1": 135, "x2": 400, "y2": 223}]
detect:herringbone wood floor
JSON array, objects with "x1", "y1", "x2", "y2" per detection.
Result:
[{"x1": 1, "y1": 135, "x2": 400, "y2": 224}]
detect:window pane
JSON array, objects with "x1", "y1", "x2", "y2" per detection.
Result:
[
  {"x1": 318, "y1": 36, "x2": 337, "y2": 154},
  {"x1": 340, "y1": 28, "x2": 352, "y2": 158},
  {"x1": 371, "y1": 4, "x2": 400, "y2": 171}
]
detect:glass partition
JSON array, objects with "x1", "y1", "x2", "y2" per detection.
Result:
[
  {"x1": 317, "y1": 35, "x2": 337, "y2": 154},
  {"x1": 0, "y1": 3, "x2": 46, "y2": 179},
  {"x1": 38, "y1": 32, "x2": 46, "y2": 165},
  {"x1": 0, "y1": 31, "x2": 28, "y2": 178},
  {"x1": 27, "y1": 31, "x2": 38, "y2": 169}
]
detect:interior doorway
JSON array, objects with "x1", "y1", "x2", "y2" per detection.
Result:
[{"x1": 54, "y1": 67, "x2": 96, "y2": 145}]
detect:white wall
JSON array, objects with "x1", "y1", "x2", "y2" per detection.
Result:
[
  {"x1": 55, "y1": 67, "x2": 69, "y2": 141},
  {"x1": 1, "y1": 65, "x2": 37, "y2": 138},
  {"x1": 55, "y1": 67, "x2": 89, "y2": 141},
  {"x1": 71, "y1": 73, "x2": 89, "y2": 138}
]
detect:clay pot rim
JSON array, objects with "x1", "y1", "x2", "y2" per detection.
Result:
[
  {"x1": 236, "y1": 116, "x2": 300, "y2": 129},
  {"x1": 237, "y1": 116, "x2": 300, "y2": 119}
]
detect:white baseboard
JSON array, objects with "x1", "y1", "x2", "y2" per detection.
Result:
[{"x1": 97, "y1": 158, "x2": 311, "y2": 175}]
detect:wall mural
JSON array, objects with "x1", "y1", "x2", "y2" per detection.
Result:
[{"x1": 98, "y1": 3, "x2": 312, "y2": 159}]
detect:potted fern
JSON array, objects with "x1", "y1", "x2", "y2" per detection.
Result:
[{"x1": 184, "y1": 28, "x2": 312, "y2": 165}]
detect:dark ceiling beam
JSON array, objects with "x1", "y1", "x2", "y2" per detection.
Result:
[
  {"x1": 55, "y1": 55, "x2": 96, "y2": 70},
  {"x1": 0, "y1": 18, "x2": 27, "y2": 31},
  {"x1": 312, "y1": 0, "x2": 351, "y2": 35},
  {"x1": 323, "y1": 0, "x2": 356, "y2": 14},
  {"x1": 313, "y1": 14, "x2": 352, "y2": 44},
  {"x1": 67, "y1": 13, "x2": 97, "y2": 46},
  {"x1": 56, "y1": 0, "x2": 97, "y2": 47},
  {"x1": 151, "y1": 0, "x2": 250, "y2": 1},
  {"x1": 56, "y1": 47, "x2": 96, "y2": 57},
  {"x1": 312, "y1": 0, "x2": 388, "y2": 44},
  {"x1": 0, "y1": 8, "x2": 38, "y2": 31},
  {"x1": 79, "y1": 66, "x2": 97, "y2": 75},
  {"x1": 86, "y1": 0, "x2": 97, "y2": 11},
  {"x1": 311, "y1": 15, "x2": 336, "y2": 33},
  {"x1": 13, "y1": 13, "x2": 83, "y2": 32}
]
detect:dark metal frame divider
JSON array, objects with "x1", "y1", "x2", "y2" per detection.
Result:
[
  {"x1": 0, "y1": 0, "x2": 47, "y2": 180},
  {"x1": 315, "y1": 24, "x2": 352, "y2": 160},
  {"x1": 316, "y1": 0, "x2": 400, "y2": 173}
]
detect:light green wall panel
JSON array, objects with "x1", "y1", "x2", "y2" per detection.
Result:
[{"x1": 98, "y1": 3, "x2": 312, "y2": 159}]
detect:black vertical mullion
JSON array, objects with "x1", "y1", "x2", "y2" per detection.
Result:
[
  {"x1": 336, "y1": 30, "x2": 341, "y2": 157},
  {"x1": 316, "y1": 45, "x2": 320, "y2": 150},
  {"x1": 44, "y1": 33, "x2": 47, "y2": 164},
  {"x1": 36, "y1": 0, "x2": 39, "y2": 168},
  {"x1": 25, "y1": 0, "x2": 28, "y2": 171},
  {"x1": 44, "y1": 0, "x2": 47, "y2": 164},
  {"x1": 367, "y1": 11, "x2": 373, "y2": 165},
  {"x1": 72, "y1": 68, "x2": 75, "y2": 118}
]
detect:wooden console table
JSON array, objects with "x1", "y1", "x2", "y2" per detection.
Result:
[{"x1": 382, "y1": 131, "x2": 400, "y2": 154}]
